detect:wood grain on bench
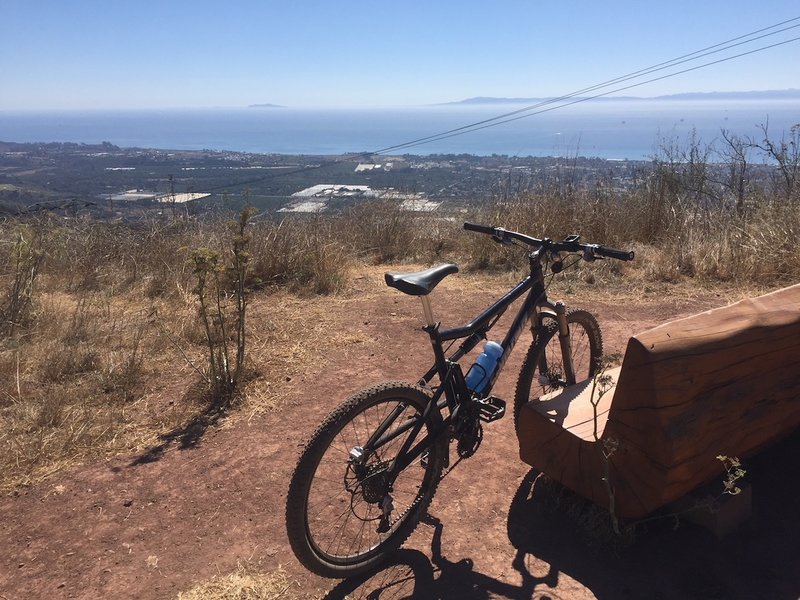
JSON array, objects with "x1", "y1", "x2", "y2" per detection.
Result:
[{"x1": 517, "y1": 284, "x2": 800, "y2": 519}]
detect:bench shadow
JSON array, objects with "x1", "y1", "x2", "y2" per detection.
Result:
[
  {"x1": 127, "y1": 381, "x2": 233, "y2": 466},
  {"x1": 510, "y1": 429, "x2": 800, "y2": 600},
  {"x1": 325, "y1": 430, "x2": 799, "y2": 599}
]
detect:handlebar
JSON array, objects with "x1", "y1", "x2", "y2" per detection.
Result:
[
  {"x1": 463, "y1": 222, "x2": 541, "y2": 247},
  {"x1": 594, "y1": 245, "x2": 635, "y2": 261},
  {"x1": 463, "y1": 222, "x2": 635, "y2": 261},
  {"x1": 462, "y1": 222, "x2": 496, "y2": 236}
]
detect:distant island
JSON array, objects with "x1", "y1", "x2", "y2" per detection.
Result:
[
  {"x1": 441, "y1": 89, "x2": 800, "y2": 105},
  {"x1": 656, "y1": 89, "x2": 800, "y2": 100},
  {"x1": 248, "y1": 103, "x2": 284, "y2": 108}
]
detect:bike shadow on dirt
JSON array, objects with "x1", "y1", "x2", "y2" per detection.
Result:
[
  {"x1": 325, "y1": 431, "x2": 800, "y2": 599},
  {"x1": 323, "y1": 482, "x2": 575, "y2": 599},
  {"x1": 324, "y1": 518, "x2": 542, "y2": 600}
]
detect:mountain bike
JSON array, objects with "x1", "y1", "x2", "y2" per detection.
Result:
[{"x1": 285, "y1": 222, "x2": 634, "y2": 578}]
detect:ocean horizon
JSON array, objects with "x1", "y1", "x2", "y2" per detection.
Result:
[{"x1": 1, "y1": 99, "x2": 797, "y2": 160}]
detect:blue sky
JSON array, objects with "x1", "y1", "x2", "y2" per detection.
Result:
[{"x1": 2, "y1": 0, "x2": 799, "y2": 110}]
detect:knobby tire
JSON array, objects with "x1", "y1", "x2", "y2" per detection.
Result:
[
  {"x1": 513, "y1": 308, "x2": 603, "y2": 431},
  {"x1": 286, "y1": 382, "x2": 446, "y2": 578}
]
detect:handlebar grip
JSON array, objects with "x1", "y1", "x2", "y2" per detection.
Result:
[
  {"x1": 597, "y1": 245, "x2": 635, "y2": 261},
  {"x1": 463, "y1": 222, "x2": 496, "y2": 235}
]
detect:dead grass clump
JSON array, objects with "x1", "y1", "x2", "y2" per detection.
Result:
[
  {"x1": 35, "y1": 295, "x2": 103, "y2": 382},
  {"x1": 37, "y1": 218, "x2": 199, "y2": 298},
  {"x1": 249, "y1": 216, "x2": 350, "y2": 294},
  {"x1": 0, "y1": 350, "x2": 22, "y2": 407},
  {"x1": 456, "y1": 184, "x2": 800, "y2": 288},
  {"x1": 459, "y1": 192, "x2": 640, "y2": 271},
  {"x1": 340, "y1": 199, "x2": 419, "y2": 263},
  {"x1": 533, "y1": 473, "x2": 635, "y2": 550},
  {"x1": 176, "y1": 563, "x2": 295, "y2": 600},
  {"x1": 0, "y1": 379, "x2": 137, "y2": 489},
  {"x1": 41, "y1": 221, "x2": 127, "y2": 291},
  {"x1": 0, "y1": 290, "x2": 158, "y2": 490},
  {"x1": 129, "y1": 221, "x2": 199, "y2": 297},
  {"x1": 292, "y1": 217, "x2": 350, "y2": 295},
  {"x1": 0, "y1": 227, "x2": 43, "y2": 336},
  {"x1": 100, "y1": 323, "x2": 145, "y2": 402},
  {"x1": 629, "y1": 200, "x2": 800, "y2": 285},
  {"x1": 40, "y1": 344, "x2": 98, "y2": 382}
]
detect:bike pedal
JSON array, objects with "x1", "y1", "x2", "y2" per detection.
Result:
[{"x1": 478, "y1": 396, "x2": 506, "y2": 422}]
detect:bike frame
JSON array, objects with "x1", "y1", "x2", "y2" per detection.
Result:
[{"x1": 362, "y1": 247, "x2": 576, "y2": 477}]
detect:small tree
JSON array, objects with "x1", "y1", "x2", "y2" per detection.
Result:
[
  {"x1": 754, "y1": 121, "x2": 800, "y2": 203},
  {"x1": 191, "y1": 207, "x2": 255, "y2": 399},
  {"x1": 719, "y1": 129, "x2": 751, "y2": 217}
]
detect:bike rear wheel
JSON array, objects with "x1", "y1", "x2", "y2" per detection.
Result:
[
  {"x1": 513, "y1": 309, "x2": 603, "y2": 430},
  {"x1": 286, "y1": 382, "x2": 446, "y2": 578}
]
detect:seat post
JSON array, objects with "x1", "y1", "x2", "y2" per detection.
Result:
[{"x1": 419, "y1": 296, "x2": 436, "y2": 327}]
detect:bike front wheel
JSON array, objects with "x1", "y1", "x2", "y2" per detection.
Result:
[
  {"x1": 286, "y1": 382, "x2": 446, "y2": 578},
  {"x1": 513, "y1": 308, "x2": 603, "y2": 430}
]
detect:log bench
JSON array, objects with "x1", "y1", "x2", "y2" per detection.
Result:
[{"x1": 516, "y1": 284, "x2": 800, "y2": 519}]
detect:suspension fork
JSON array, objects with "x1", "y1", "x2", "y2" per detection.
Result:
[
  {"x1": 526, "y1": 260, "x2": 575, "y2": 385},
  {"x1": 532, "y1": 297, "x2": 575, "y2": 386},
  {"x1": 554, "y1": 301, "x2": 576, "y2": 385}
]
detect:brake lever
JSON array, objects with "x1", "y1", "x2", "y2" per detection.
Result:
[
  {"x1": 583, "y1": 247, "x2": 600, "y2": 262},
  {"x1": 491, "y1": 228, "x2": 512, "y2": 245}
]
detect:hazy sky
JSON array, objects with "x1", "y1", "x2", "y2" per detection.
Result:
[{"x1": 2, "y1": 0, "x2": 799, "y2": 110}]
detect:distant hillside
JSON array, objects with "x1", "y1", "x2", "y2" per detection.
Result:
[
  {"x1": 655, "y1": 89, "x2": 800, "y2": 100},
  {"x1": 442, "y1": 89, "x2": 800, "y2": 105}
]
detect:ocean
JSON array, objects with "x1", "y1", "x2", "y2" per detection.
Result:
[{"x1": 0, "y1": 99, "x2": 797, "y2": 160}]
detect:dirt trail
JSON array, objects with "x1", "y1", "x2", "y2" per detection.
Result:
[{"x1": 1, "y1": 273, "x2": 798, "y2": 599}]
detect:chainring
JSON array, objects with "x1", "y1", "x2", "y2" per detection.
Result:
[{"x1": 456, "y1": 418, "x2": 483, "y2": 458}]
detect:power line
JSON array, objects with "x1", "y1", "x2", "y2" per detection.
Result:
[
  {"x1": 196, "y1": 17, "x2": 800, "y2": 194},
  {"x1": 382, "y1": 35, "x2": 800, "y2": 153},
  {"x1": 373, "y1": 21, "x2": 800, "y2": 154}
]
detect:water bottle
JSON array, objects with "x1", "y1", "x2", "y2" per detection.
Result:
[{"x1": 464, "y1": 341, "x2": 503, "y2": 394}]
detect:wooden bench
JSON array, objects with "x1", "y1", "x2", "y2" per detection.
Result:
[{"x1": 516, "y1": 284, "x2": 800, "y2": 519}]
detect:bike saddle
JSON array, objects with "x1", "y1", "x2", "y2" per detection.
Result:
[{"x1": 384, "y1": 263, "x2": 459, "y2": 296}]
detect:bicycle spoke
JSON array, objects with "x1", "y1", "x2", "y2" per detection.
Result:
[{"x1": 301, "y1": 393, "x2": 435, "y2": 566}]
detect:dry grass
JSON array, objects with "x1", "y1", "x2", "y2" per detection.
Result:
[
  {"x1": 176, "y1": 563, "x2": 299, "y2": 600},
  {"x1": 0, "y1": 211, "x2": 363, "y2": 490},
  {"x1": 239, "y1": 286, "x2": 377, "y2": 420},
  {"x1": 0, "y1": 290, "x2": 177, "y2": 490},
  {"x1": 0, "y1": 251, "x2": 369, "y2": 491},
  {"x1": 531, "y1": 473, "x2": 636, "y2": 550},
  {"x1": 459, "y1": 191, "x2": 800, "y2": 285},
  {"x1": 1, "y1": 166, "x2": 798, "y2": 492},
  {"x1": 249, "y1": 216, "x2": 351, "y2": 294}
]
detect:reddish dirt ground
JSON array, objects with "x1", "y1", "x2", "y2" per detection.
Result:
[{"x1": 1, "y1": 272, "x2": 798, "y2": 599}]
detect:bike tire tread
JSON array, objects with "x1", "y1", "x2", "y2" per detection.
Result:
[
  {"x1": 512, "y1": 308, "x2": 603, "y2": 433},
  {"x1": 285, "y1": 381, "x2": 446, "y2": 578}
]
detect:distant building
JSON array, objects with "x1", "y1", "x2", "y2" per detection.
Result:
[
  {"x1": 354, "y1": 163, "x2": 381, "y2": 172},
  {"x1": 101, "y1": 189, "x2": 210, "y2": 203},
  {"x1": 282, "y1": 183, "x2": 437, "y2": 213},
  {"x1": 291, "y1": 184, "x2": 378, "y2": 198}
]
